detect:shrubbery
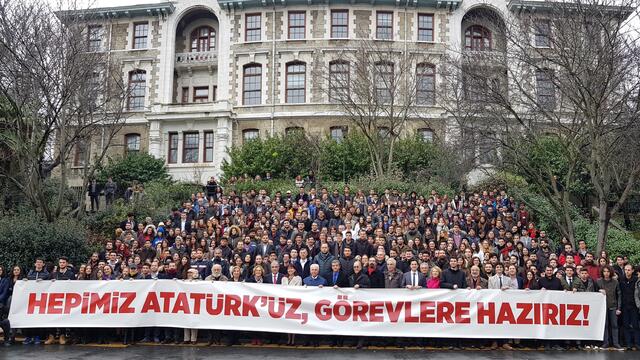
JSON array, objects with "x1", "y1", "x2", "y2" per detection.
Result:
[
  {"x1": 222, "y1": 132, "x2": 458, "y2": 185},
  {"x1": 97, "y1": 153, "x2": 169, "y2": 192},
  {"x1": 0, "y1": 211, "x2": 93, "y2": 270}
]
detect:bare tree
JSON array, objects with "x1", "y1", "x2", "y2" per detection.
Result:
[
  {"x1": 315, "y1": 38, "x2": 431, "y2": 177},
  {"x1": 439, "y1": 0, "x2": 640, "y2": 249},
  {"x1": 0, "y1": 0, "x2": 130, "y2": 221}
]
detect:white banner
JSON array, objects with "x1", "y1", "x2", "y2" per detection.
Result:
[{"x1": 9, "y1": 280, "x2": 606, "y2": 340}]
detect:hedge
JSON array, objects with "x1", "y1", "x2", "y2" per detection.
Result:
[{"x1": 0, "y1": 211, "x2": 93, "y2": 270}]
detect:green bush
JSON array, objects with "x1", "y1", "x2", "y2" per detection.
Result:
[
  {"x1": 0, "y1": 211, "x2": 93, "y2": 270},
  {"x1": 97, "y1": 153, "x2": 169, "y2": 191},
  {"x1": 319, "y1": 133, "x2": 371, "y2": 181}
]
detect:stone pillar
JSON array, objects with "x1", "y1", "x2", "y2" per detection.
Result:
[{"x1": 214, "y1": 117, "x2": 231, "y2": 178}]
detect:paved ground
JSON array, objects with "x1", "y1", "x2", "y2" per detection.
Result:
[{"x1": 0, "y1": 345, "x2": 634, "y2": 360}]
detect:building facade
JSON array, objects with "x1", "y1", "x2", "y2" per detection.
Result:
[{"x1": 68, "y1": 0, "x2": 548, "y2": 184}]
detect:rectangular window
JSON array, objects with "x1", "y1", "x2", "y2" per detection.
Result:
[
  {"x1": 536, "y1": 69, "x2": 555, "y2": 109},
  {"x1": 375, "y1": 62, "x2": 393, "y2": 103},
  {"x1": 125, "y1": 134, "x2": 141, "y2": 155},
  {"x1": 418, "y1": 128, "x2": 433, "y2": 142},
  {"x1": 416, "y1": 64, "x2": 435, "y2": 105},
  {"x1": 73, "y1": 141, "x2": 89, "y2": 167},
  {"x1": 133, "y1": 22, "x2": 149, "y2": 49},
  {"x1": 417, "y1": 14, "x2": 434, "y2": 42},
  {"x1": 243, "y1": 65, "x2": 262, "y2": 105},
  {"x1": 181, "y1": 87, "x2": 189, "y2": 103},
  {"x1": 88, "y1": 25, "x2": 103, "y2": 52},
  {"x1": 204, "y1": 131, "x2": 214, "y2": 162},
  {"x1": 534, "y1": 20, "x2": 551, "y2": 47},
  {"x1": 243, "y1": 129, "x2": 259, "y2": 143},
  {"x1": 329, "y1": 61, "x2": 349, "y2": 102},
  {"x1": 193, "y1": 86, "x2": 209, "y2": 103},
  {"x1": 288, "y1": 11, "x2": 306, "y2": 40},
  {"x1": 330, "y1": 126, "x2": 347, "y2": 142},
  {"x1": 376, "y1": 12, "x2": 393, "y2": 40},
  {"x1": 168, "y1": 133, "x2": 178, "y2": 164},
  {"x1": 331, "y1": 10, "x2": 349, "y2": 39},
  {"x1": 245, "y1": 13, "x2": 262, "y2": 42},
  {"x1": 286, "y1": 62, "x2": 306, "y2": 103},
  {"x1": 127, "y1": 71, "x2": 146, "y2": 110},
  {"x1": 183, "y1": 132, "x2": 199, "y2": 163}
]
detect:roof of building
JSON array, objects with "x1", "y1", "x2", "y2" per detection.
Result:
[
  {"x1": 56, "y1": 1, "x2": 175, "y2": 20},
  {"x1": 218, "y1": 0, "x2": 462, "y2": 11}
]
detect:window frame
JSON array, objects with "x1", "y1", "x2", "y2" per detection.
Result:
[
  {"x1": 193, "y1": 86, "x2": 210, "y2": 103},
  {"x1": 182, "y1": 132, "x2": 200, "y2": 163},
  {"x1": 243, "y1": 129, "x2": 260, "y2": 143},
  {"x1": 125, "y1": 133, "x2": 141, "y2": 155},
  {"x1": 286, "y1": 61, "x2": 306, "y2": 104},
  {"x1": 329, "y1": 60, "x2": 350, "y2": 103},
  {"x1": 416, "y1": 63, "x2": 436, "y2": 106},
  {"x1": 330, "y1": 126, "x2": 347, "y2": 142},
  {"x1": 288, "y1": 11, "x2": 306, "y2": 40},
  {"x1": 536, "y1": 69, "x2": 556, "y2": 109},
  {"x1": 376, "y1": 11, "x2": 394, "y2": 40},
  {"x1": 190, "y1": 26, "x2": 216, "y2": 52},
  {"x1": 127, "y1": 70, "x2": 146, "y2": 111},
  {"x1": 73, "y1": 141, "x2": 89, "y2": 168},
  {"x1": 245, "y1": 13, "x2": 262, "y2": 42},
  {"x1": 464, "y1": 25, "x2": 492, "y2": 51},
  {"x1": 168, "y1": 132, "x2": 179, "y2": 164},
  {"x1": 87, "y1": 25, "x2": 103, "y2": 52},
  {"x1": 374, "y1": 61, "x2": 394, "y2": 103},
  {"x1": 534, "y1": 20, "x2": 551, "y2": 48},
  {"x1": 417, "y1": 128, "x2": 434, "y2": 142},
  {"x1": 417, "y1": 13, "x2": 434, "y2": 42},
  {"x1": 243, "y1": 63, "x2": 262, "y2": 105},
  {"x1": 204, "y1": 131, "x2": 215, "y2": 162},
  {"x1": 181, "y1": 86, "x2": 189, "y2": 103},
  {"x1": 132, "y1": 22, "x2": 149, "y2": 49},
  {"x1": 330, "y1": 10, "x2": 349, "y2": 39}
]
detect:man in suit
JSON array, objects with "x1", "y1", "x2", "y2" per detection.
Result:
[
  {"x1": 402, "y1": 260, "x2": 426, "y2": 289},
  {"x1": 178, "y1": 212, "x2": 192, "y2": 234},
  {"x1": 257, "y1": 234, "x2": 275, "y2": 258},
  {"x1": 327, "y1": 260, "x2": 349, "y2": 287},
  {"x1": 488, "y1": 264, "x2": 512, "y2": 290},
  {"x1": 265, "y1": 261, "x2": 285, "y2": 284},
  {"x1": 560, "y1": 266, "x2": 578, "y2": 291},
  {"x1": 119, "y1": 212, "x2": 137, "y2": 231},
  {"x1": 466, "y1": 265, "x2": 488, "y2": 289}
]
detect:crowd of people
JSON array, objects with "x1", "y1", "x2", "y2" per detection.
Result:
[{"x1": 1, "y1": 175, "x2": 640, "y2": 351}]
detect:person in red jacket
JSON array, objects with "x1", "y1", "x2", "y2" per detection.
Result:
[
  {"x1": 582, "y1": 252, "x2": 601, "y2": 280},
  {"x1": 559, "y1": 243, "x2": 581, "y2": 266}
]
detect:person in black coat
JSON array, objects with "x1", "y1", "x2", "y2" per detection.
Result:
[
  {"x1": 365, "y1": 258, "x2": 385, "y2": 288},
  {"x1": 349, "y1": 261, "x2": 370, "y2": 288},
  {"x1": 538, "y1": 266, "x2": 563, "y2": 290},
  {"x1": 440, "y1": 258, "x2": 466, "y2": 289},
  {"x1": 87, "y1": 179, "x2": 101, "y2": 212},
  {"x1": 326, "y1": 260, "x2": 350, "y2": 287}
]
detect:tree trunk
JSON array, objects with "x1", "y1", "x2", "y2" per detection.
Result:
[{"x1": 596, "y1": 200, "x2": 610, "y2": 255}]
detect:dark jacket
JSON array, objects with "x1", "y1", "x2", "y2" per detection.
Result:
[
  {"x1": 574, "y1": 277, "x2": 596, "y2": 292},
  {"x1": 384, "y1": 269, "x2": 404, "y2": 288},
  {"x1": 366, "y1": 268, "x2": 385, "y2": 288},
  {"x1": 619, "y1": 275, "x2": 637, "y2": 309},
  {"x1": 354, "y1": 239, "x2": 372, "y2": 257},
  {"x1": 0, "y1": 277, "x2": 9, "y2": 306},
  {"x1": 327, "y1": 271, "x2": 350, "y2": 287},
  {"x1": 596, "y1": 278, "x2": 622, "y2": 310},
  {"x1": 313, "y1": 252, "x2": 335, "y2": 280},
  {"x1": 26, "y1": 269, "x2": 50, "y2": 281},
  {"x1": 538, "y1": 275, "x2": 563, "y2": 291},
  {"x1": 51, "y1": 268, "x2": 75, "y2": 281},
  {"x1": 294, "y1": 259, "x2": 312, "y2": 280},
  {"x1": 339, "y1": 256, "x2": 355, "y2": 277},
  {"x1": 349, "y1": 271, "x2": 370, "y2": 288},
  {"x1": 440, "y1": 268, "x2": 467, "y2": 289}
]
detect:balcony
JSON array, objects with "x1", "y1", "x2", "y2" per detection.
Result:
[{"x1": 175, "y1": 51, "x2": 218, "y2": 69}]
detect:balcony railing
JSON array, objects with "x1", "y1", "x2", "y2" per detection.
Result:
[{"x1": 175, "y1": 51, "x2": 217, "y2": 66}]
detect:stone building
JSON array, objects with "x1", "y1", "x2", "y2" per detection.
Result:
[{"x1": 65, "y1": 0, "x2": 552, "y2": 184}]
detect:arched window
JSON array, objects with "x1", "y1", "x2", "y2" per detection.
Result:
[
  {"x1": 329, "y1": 60, "x2": 349, "y2": 102},
  {"x1": 125, "y1": 133, "x2": 141, "y2": 155},
  {"x1": 375, "y1": 61, "x2": 394, "y2": 103},
  {"x1": 286, "y1": 61, "x2": 306, "y2": 103},
  {"x1": 243, "y1": 63, "x2": 262, "y2": 105},
  {"x1": 127, "y1": 69, "x2": 146, "y2": 110},
  {"x1": 464, "y1": 25, "x2": 492, "y2": 51},
  {"x1": 190, "y1": 26, "x2": 216, "y2": 52},
  {"x1": 416, "y1": 63, "x2": 436, "y2": 105}
]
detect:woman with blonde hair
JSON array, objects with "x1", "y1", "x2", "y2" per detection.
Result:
[{"x1": 426, "y1": 266, "x2": 442, "y2": 289}]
